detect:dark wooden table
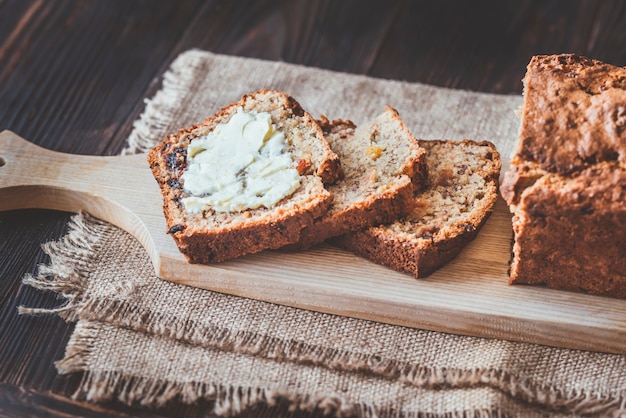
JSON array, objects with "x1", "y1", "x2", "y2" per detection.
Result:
[{"x1": 1, "y1": 1, "x2": 625, "y2": 416}]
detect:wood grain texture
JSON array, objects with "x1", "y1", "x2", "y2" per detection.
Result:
[
  {"x1": 0, "y1": 0, "x2": 206, "y2": 154},
  {"x1": 1, "y1": 0, "x2": 626, "y2": 416}
]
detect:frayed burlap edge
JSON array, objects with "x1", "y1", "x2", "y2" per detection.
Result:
[
  {"x1": 54, "y1": 322, "x2": 505, "y2": 418},
  {"x1": 19, "y1": 211, "x2": 626, "y2": 417},
  {"x1": 19, "y1": 214, "x2": 112, "y2": 318},
  {"x1": 64, "y1": 372, "x2": 506, "y2": 418},
  {"x1": 121, "y1": 49, "x2": 209, "y2": 155}
]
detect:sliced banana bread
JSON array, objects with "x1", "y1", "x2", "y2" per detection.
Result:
[
  {"x1": 148, "y1": 89, "x2": 342, "y2": 263},
  {"x1": 290, "y1": 106, "x2": 428, "y2": 249},
  {"x1": 334, "y1": 139, "x2": 501, "y2": 278}
]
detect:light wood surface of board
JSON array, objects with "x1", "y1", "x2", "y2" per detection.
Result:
[{"x1": 1, "y1": 129, "x2": 624, "y2": 354}]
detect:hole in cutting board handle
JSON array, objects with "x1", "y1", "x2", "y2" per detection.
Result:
[{"x1": 0, "y1": 157, "x2": 5, "y2": 167}]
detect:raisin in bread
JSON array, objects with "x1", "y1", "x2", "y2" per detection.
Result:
[
  {"x1": 501, "y1": 54, "x2": 626, "y2": 297},
  {"x1": 148, "y1": 89, "x2": 342, "y2": 263},
  {"x1": 289, "y1": 106, "x2": 428, "y2": 249},
  {"x1": 335, "y1": 139, "x2": 501, "y2": 278}
]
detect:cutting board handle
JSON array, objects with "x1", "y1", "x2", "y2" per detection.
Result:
[{"x1": 0, "y1": 129, "x2": 173, "y2": 272}]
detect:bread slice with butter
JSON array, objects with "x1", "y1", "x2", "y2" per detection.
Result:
[
  {"x1": 288, "y1": 106, "x2": 428, "y2": 249},
  {"x1": 334, "y1": 139, "x2": 501, "y2": 278},
  {"x1": 148, "y1": 89, "x2": 342, "y2": 263}
]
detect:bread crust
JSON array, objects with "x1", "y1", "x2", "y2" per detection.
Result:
[
  {"x1": 509, "y1": 162, "x2": 626, "y2": 296},
  {"x1": 147, "y1": 89, "x2": 340, "y2": 263},
  {"x1": 335, "y1": 139, "x2": 501, "y2": 278},
  {"x1": 502, "y1": 54, "x2": 626, "y2": 297},
  {"x1": 513, "y1": 54, "x2": 626, "y2": 178}
]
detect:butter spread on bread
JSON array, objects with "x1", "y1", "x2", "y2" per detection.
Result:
[{"x1": 182, "y1": 108, "x2": 300, "y2": 213}]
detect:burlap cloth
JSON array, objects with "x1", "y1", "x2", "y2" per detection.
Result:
[{"x1": 21, "y1": 50, "x2": 626, "y2": 417}]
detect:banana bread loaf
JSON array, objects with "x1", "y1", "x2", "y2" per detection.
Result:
[{"x1": 501, "y1": 54, "x2": 626, "y2": 297}]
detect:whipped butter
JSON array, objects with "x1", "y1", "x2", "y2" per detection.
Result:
[{"x1": 181, "y1": 108, "x2": 301, "y2": 213}]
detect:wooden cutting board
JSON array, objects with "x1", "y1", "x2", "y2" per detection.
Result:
[{"x1": 2, "y1": 129, "x2": 624, "y2": 354}]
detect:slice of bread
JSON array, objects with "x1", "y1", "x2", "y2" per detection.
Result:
[
  {"x1": 334, "y1": 139, "x2": 501, "y2": 278},
  {"x1": 288, "y1": 106, "x2": 428, "y2": 249},
  {"x1": 148, "y1": 89, "x2": 342, "y2": 263}
]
